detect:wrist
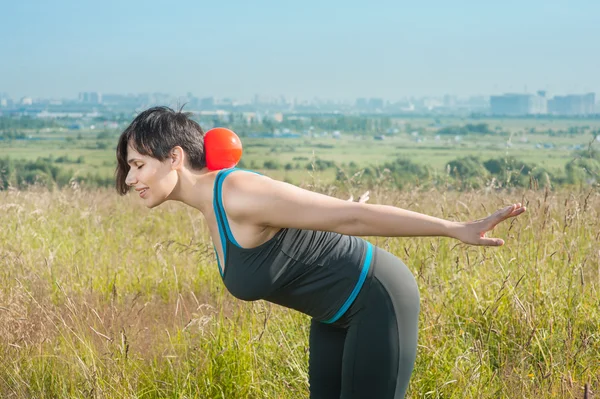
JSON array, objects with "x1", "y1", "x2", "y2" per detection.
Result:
[{"x1": 445, "y1": 221, "x2": 464, "y2": 239}]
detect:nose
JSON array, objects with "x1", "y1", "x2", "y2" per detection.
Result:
[{"x1": 125, "y1": 169, "x2": 137, "y2": 187}]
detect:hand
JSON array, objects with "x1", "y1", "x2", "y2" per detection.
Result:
[
  {"x1": 347, "y1": 191, "x2": 370, "y2": 203},
  {"x1": 453, "y1": 203, "x2": 526, "y2": 246}
]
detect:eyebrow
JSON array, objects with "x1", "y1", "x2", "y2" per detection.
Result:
[{"x1": 127, "y1": 158, "x2": 143, "y2": 165}]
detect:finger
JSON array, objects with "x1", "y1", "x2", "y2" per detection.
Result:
[
  {"x1": 483, "y1": 206, "x2": 512, "y2": 229},
  {"x1": 498, "y1": 205, "x2": 526, "y2": 223},
  {"x1": 508, "y1": 204, "x2": 526, "y2": 217},
  {"x1": 485, "y1": 205, "x2": 521, "y2": 231},
  {"x1": 495, "y1": 203, "x2": 523, "y2": 222},
  {"x1": 502, "y1": 204, "x2": 517, "y2": 216},
  {"x1": 478, "y1": 236, "x2": 505, "y2": 246}
]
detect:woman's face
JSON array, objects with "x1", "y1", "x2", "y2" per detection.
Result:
[{"x1": 124, "y1": 144, "x2": 178, "y2": 208}]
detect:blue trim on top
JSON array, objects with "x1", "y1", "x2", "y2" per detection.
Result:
[
  {"x1": 212, "y1": 170, "x2": 230, "y2": 277},
  {"x1": 321, "y1": 241, "x2": 374, "y2": 324},
  {"x1": 212, "y1": 167, "x2": 264, "y2": 276},
  {"x1": 215, "y1": 168, "x2": 242, "y2": 247},
  {"x1": 214, "y1": 167, "x2": 264, "y2": 249}
]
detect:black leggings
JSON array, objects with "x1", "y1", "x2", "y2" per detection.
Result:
[{"x1": 308, "y1": 246, "x2": 420, "y2": 399}]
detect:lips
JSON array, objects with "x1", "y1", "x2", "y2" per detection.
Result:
[{"x1": 135, "y1": 187, "x2": 149, "y2": 198}]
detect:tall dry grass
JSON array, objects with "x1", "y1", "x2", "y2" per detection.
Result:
[{"x1": 0, "y1": 182, "x2": 599, "y2": 398}]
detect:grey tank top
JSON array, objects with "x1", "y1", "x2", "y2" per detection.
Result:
[{"x1": 213, "y1": 168, "x2": 374, "y2": 324}]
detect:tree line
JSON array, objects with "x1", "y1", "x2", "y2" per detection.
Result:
[
  {"x1": 0, "y1": 157, "x2": 112, "y2": 191},
  {"x1": 1, "y1": 148, "x2": 597, "y2": 192}
]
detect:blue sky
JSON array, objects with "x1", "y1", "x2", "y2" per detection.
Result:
[{"x1": 1, "y1": 0, "x2": 598, "y2": 100}]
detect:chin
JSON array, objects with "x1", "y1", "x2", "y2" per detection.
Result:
[
  {"x1": 145, "y1": 199, "x2": 165, "y2": 209},
  {"x1": 140, "y1": 187, "x2": 174, "y2": 209},
  {"x1": 138, "y1": 192, "x2": 161, "y2": 208}
]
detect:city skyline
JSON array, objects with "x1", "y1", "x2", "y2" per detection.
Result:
[
  {"x1": 2, "y1": 89, "x2": 598, "y2": 118},
  {"x1": 1, "y1": 88, "x2": 598, "y2": 104},
  {"x1": 2, "y1": 0, "x2": 599, "y2": 100},
  {"x1": 2, "y1": 81, "x2": 597, "y2": 106}
]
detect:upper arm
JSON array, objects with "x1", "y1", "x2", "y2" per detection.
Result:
[{"x1": 222, "y1": 171, "x2": 362, "y2": 234}]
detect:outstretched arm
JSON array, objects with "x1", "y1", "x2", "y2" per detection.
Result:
[
  {"x1": 223, "y1": 172, "x2": 525, "y2": 246},
  {"x1": 347, "y1": 202, "x2": 524, "y2": 246}
]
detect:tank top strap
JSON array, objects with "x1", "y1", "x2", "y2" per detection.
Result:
[{"x1": 212, "y1": 168, "x2": 263, "y2": 275}]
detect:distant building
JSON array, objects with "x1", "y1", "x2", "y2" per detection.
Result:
[
  {"x1": 530, "y1": 94, "x2": 548, "y2": 114},
  {"x1": 443, "y1": 95, "x2": 457, "y2": 107},
  {"x1": 0, "y1": 93, "x2": 11, "y2": 108},
  {"x1": 369, "y1": 98, "x2": 384, "y2": 110},
  {"x1": 548, "y1": 93, "x2": 595, "y2": 115},
  {"x1": 200, "y1": 97, "x2": 215, "y2": 109},
  {"x1": 356, "y1": 98, "x2": 369, "y2": 109},
  {"x1": 491, "y1": 91, "x2": 597, "y2": 116},
  {"x1": 79, "y1": 92, "x2": 102, "y2": 104},
  {"x1": 490, "y1": 93, "x2": 547, "y2": 115},
  {"x1": 273, "y1": 112, "x2": 284, "y2": 123},
  {"x1": 355, "y1": 97, "x2": 384, "y2": 110}
]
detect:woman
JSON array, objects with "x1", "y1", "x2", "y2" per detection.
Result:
[{"x1": 115, "y1": 107, "x2": 525, "y2": 398}]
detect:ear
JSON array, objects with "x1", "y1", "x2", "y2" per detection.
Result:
[{"x1": 169, "y1": 146, "x2": 185, "y2": 170}]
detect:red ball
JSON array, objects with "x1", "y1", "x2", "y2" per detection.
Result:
[{"x1": 204, "y1": 127, "x2": 243, "y2": 170}]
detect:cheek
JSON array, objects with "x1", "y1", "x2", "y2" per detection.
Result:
[
  {"x1": 145, "y1": 166, "x2": 175, "y2": 190},
  {"x1": 139, "y1": 167, "x2": 158, "y2": 183}
]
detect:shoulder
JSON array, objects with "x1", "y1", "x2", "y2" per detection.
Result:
[
  {"x1": 218, "y1": 169, "x2": 276, "y2": 219},
  {"x1": 220, "y1": 168, "x2": 272, "y2": 192}
]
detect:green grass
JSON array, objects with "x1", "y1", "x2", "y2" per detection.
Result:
[
  {"x1": 0, "y1": 181, "x2": 599, "y2": 398},
  {"x1": 2, "y1": 119, "x2": 598, "y2": 186}
]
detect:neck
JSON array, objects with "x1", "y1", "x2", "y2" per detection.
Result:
[{"x1": 168, "y1": 167, "x2": 216, "y2": 213}]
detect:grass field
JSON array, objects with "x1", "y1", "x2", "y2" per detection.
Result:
[
  {"x1": 0, "y1": 178, "x2": 599, "y2": 398},
  {"x1": 1, "y1": 116, "x2": 599, "y2": 187}
]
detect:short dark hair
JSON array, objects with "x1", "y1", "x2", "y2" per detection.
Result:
[{"x1": 115, "y1": 106, "x2": 206, "y2": 195}]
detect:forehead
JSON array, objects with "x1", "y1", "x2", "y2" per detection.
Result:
[{"x1": 126, "y1": 144, "x2": 153, "y2": 164}]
